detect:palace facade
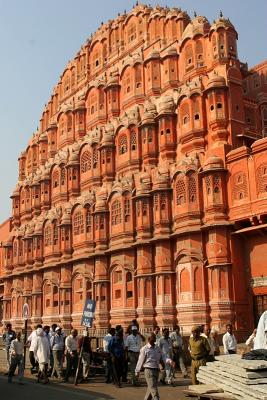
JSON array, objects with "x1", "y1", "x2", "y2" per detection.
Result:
[{"x1": 1, "y1": 3, "x2": 267, "y2": 337}]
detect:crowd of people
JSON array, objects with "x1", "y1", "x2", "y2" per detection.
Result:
[{"x1": 2, "y1": 318, "x2": 265, "y2": 398}]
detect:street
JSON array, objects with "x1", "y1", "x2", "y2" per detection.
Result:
[{"x1": 0, "y1": 374, "x2": 189, "y2": 400}]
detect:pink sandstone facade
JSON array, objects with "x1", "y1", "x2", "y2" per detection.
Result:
[{"x1": 1, "y1": 4, "x2": 267, "y2": 337}]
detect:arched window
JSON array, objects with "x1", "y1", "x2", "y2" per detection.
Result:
[
  {"x1": 128, "y1": 23, "x2": 137, "y2": 43},
  {"x1": 81, "y1": 151, "x2": 91, "y2": 173},
  {"x1": 111, "y1": 200, "x2": 121, "y2": 225},
  {"x1": 196, "y1": 40, "x2": 204, "y2": 66},
  {"x1": 119, "y1": 134, "x2": 128, "y2": 154},
  {"x1": 13, "y1": 242, "x2": 17, "y2": 258},
  {"x1": 73, "y1": 211, "x2": 84, "y2": 235},
  {"x1": 53, "y1": 222, "x2": 58, "y2": 245},
  {"x1": 86, "y1": 280, "x2": 93, "y2": 300},
  {"x1": 44, "y1": 226, "x2": 52, "y2": 247},
  {"x1": 180, "y1": 268, "x2": 190, "y2": 292},
  {"x1": 135, "y1": 64, "x2": 142, "y2": 89},
  {"x1": 185, "y1": 44, "x2": 194, "y2": 70}
]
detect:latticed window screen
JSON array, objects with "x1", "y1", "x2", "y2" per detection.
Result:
[
  {"x1": 213, "y1": 174, "x2": 220, "y2": 192},
  {"x1": 160, "y1": 193, "x2": 167, "y2": 210},
  {"x1": 81, "y1": 151, "x2": 91, "y2": 173},
  {"x1": 124, "y1": 198, "x2": 130, "y2": 222},
  {"x1": 119, "y1": 135, "x2": 128, "y2": 154},
  {"x1": 13, "y1": 242, "x2": 17, "y2": 258},
  {"x1": 256, "y1": 164, "x2": 267, "y2": 194},
  {"x1": 111, "y1": 200, "x2": 122, "y2": 225},
  {"x1": 188, "y1": 174, "x2": 197, "y2": 202},
  {"x1": 232, "y1": 172, "x2": 248, "y2": 201},
  {"x1": 53, "y1": 223, "x2": 58, "y2": 244},
  {"x1": 205, "y1": 176, "x2": 211, "y2": 194},
  {"x1": 73, "y1": 211, "x2": 84, "y2": 235},
  {"x1": 44, "y1": 226, "x2": 52, "y2": 247},
  {"x1": 142, "y1": 200, "x2": 148, "y2": 216},
  {"x1": 154, "y1": 194, "x2": 159, "y2": 210},
  {"x1": 176, "y1": 178, "x2": 186, "y2": 205},
  {"x1": 100, "y1": 215, "x2": 105, "y2": 229},
  {"x1": 86, "y1": 209, "x2": 92, "y2": 233},
  {"x1": 93, "y1": 148, "x2": 98, "y2": 168},
  {"x1": 61, "y1": 168, "x2": 66, "y2": 185},
  {"x1": 130, "y1": 130, "x2": 137, "y2": 150},
  {"x1": 53, "y1": 171, "x2": 59, "y2": 188}
]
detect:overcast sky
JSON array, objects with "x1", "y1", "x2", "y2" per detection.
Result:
[{"x1": 0, "y1": 0, "x2": 266, "y2": 222}]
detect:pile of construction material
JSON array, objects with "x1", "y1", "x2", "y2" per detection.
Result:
[{"x1": 197, "y1": 354, "x2": 267, "y2": 400}]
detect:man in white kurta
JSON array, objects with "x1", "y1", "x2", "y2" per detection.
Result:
[{"x1": 33, "y1": 328, "x2": 50, "y2": 383}]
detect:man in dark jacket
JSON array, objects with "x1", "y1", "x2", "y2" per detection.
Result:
[
  {"x1": 108, "y1": 329, "x2": 125, "y2": 387},
  {"x1": 3, "y1": 323, "x2": 16, "y2": 373}
]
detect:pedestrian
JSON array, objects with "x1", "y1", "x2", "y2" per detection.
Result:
[
  {"x1": 170, "y1": 325, "x2": 188, "y2": 378},
  {"x1": 64, "y1": 329, "x2": 79, "y2": 383},
  {"x1": 210, "y1": 328, "x2": 220, "y2": 356},
  {"x1": 78, "y1": 330, "x2": 92, "y2": 382},
  {"x1": 189, "y1": 325, "x2": 210, "y2": 385},
  {"x1": 254, "y1": 311, "x2": 267, "y2": 350},
  {"x1": 27, "y1": 324, "x2": 42, "y2": 373},
  {"x1": 202, "y1": 325, "x2": 215, "y2": 361},
  {"x1": 3, "y1": 323, "x2": 16, "y2": 373},
  {"x1": 33, "y1": 327, "x2": 50, "y2": 384},
  {"x1": 153, "y1": 326, "x2": 161, "y2": 346},
  {"x1": 108, "y1": 328, "x2": 125, "y2": 388},
  {"x1": 49, "y1": 323, "x2": 57, "y2": 374},
  {"x1": 50, "y1": 327, "x2": 65, "y2": 379},
  {"x1": 245, "y1": 329, "x2": 257, "y2": 350},
  {"x1": 222, "y1": 324, "x2": 237, "y2": 354},
  {"x1": 135, "y1": 333, "x2": 166, "y2": 400},
  {"x1": 8, "y1": 331, "x2": 24, "y2": 385},
  {"x1": 125, "y1": 326, "x2": 144, "y2": 386},
  {"x1": 103, "y1": 327, "x2": 115, "y2": 383},
  {"x1": 159, "y1": 328, "x2": 174, "y2": 385}
]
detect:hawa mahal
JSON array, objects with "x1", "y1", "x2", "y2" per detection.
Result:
[{"x1": 0, "y1": 3, "x2": 267, "y2": 336}]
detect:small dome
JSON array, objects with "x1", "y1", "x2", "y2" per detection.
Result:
[
  {"x1": 181, "y1": 15, "x2": 210, "y2": 44},
  {"x1": 158, "y1": 96, "x2": 175, "y2": 115},
  {"x1": 38, "y1": 131, "x2": 48, "y2": 143},
  {"x1": 102, "y1": 123, "x2": 115, "y2": 146},
  {"x1": 210, "y1": 15, "x2": 235, "y2": 34},
  {"x1": 203, "y1": 156, "x2": 224, "y2": 170},
  {"x1": 11, "y1": 185, "x2": 20, "y2": 198},
  {"x1": 60, "y1": 212, "x2": 71, "y2": 226},
  {"x1": 207, "y1": 74, "x2": 226, "y2": 90}
]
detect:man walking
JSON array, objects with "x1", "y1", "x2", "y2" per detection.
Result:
[
  {"x1": 78, "y1": 330, "x2": 92, "y2": 382},
  {"x1": 170, "y1": 325, "x2": 188, "y2": 378},
  {"x1": 8, "y1": 331, "x2": 24, "y2": 384},
  {"x1": 103, "y1": 327, "x2": 115, "y2": 383},
  {"x1": 3, "y1": 323, "x2": 16, "y2": 373},
  {"x1": 189, "y1": 326, "x2": 210, "y2": 385},
  {"x1": 27, "y1": 324, "x2": 42, "y2": 373},
  {"x1": 222, "y1": 324, "x2": 237, "y2": 354},
  {"x1": 33, "y1": 327, "x2": 50, "y2": 384},
  {"x1": 108, "y1": 328, "x2": 125, "y2": 388},
  {"x1": 50, "y1": 327, "x2": 64, "y2": 379},
  {"x1": 64, "y1": 329, "x2": 79, "y2": 382},
  {"x1": 159, "y1": 328, "x2": 174, "y2": 385},
  {"x1": 135, "y1": 333, "x2": 165, "y2": 400},
  {"x1": 125, "y1": 326, "x2": 144, "y2": 386}
]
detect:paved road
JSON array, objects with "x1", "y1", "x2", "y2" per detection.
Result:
[{"x1": 0, "y1": 374, "x2": 189, "y2": 400}]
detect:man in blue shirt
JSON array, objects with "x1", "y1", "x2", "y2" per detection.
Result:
[
  {"x1": 108, "y1": 329, "x2": 125, "y2": 387},
  {"x1": 3, "y1": 323, "x2": 16, "y2": 373}
]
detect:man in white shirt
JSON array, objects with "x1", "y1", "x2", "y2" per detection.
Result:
[
  {"x1": 222, "y1": 324, "x2": 237, "y2": 354},
  {"x1": 8, "y1": 332, "x2": 24, "y2": 384},
  {"x1": 51, "y1": 327, "x2": 65, "y2": 379},
  {"x1": 64, "y1": 329, "x2": 78, "y2": 382},
  {"x1": 27, "y1": 324, "x2": 42, "y2": 373},
  {"x1": 159, "y1": 328, "x2": 174, "y2": 385},
  {"x1": 125, "y1": 326, "x2": 144, "y2": 386},
  {"x1": 170, "y1": 325, "x2": 188, "y2": 378}
]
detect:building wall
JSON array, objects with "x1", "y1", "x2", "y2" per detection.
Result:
[{"x1": 0, "y1": 4, "x2": 267, "y2": 336}]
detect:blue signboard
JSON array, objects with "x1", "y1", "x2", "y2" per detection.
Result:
[{"x1": 81, "y1": 299, "x2": 96, "y2": 328}]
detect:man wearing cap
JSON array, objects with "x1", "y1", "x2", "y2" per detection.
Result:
[
  {"x1": 64, "y1": 329, "x2": 78, "y2": 383},
  {"x1": 125, "y1": 326, "x2": 144, "y2": 386},
  {"x1": 3, "y1": 323, "x2": 16, "y2": 372},
  {"x1": 50, "y1": 327, "x2": 65, "y2": 379},
  {"x1": 189, "y1": 326, "x2": 210, "y2": 385}
]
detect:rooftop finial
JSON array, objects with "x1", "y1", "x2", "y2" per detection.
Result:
[
  {"x1": 124, "y1": 9, "x2": 126, "y2": 14},
  {"x1": 194, "y1": 11, "x2": 197, "y2": 17},
  {"x1": 220, "y1": 10, "x2": 223, "y2": 18},
  {"x1": 136, "y1": 0, "x2": 139, "y2": 5}
]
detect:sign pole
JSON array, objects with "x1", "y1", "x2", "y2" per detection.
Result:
[
  {"x1": 22, "y1": 303, "x2": 29, "y2": 368},
  {"x1": 23, "y1": 318, "x2": 28, "y2": 368}
]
